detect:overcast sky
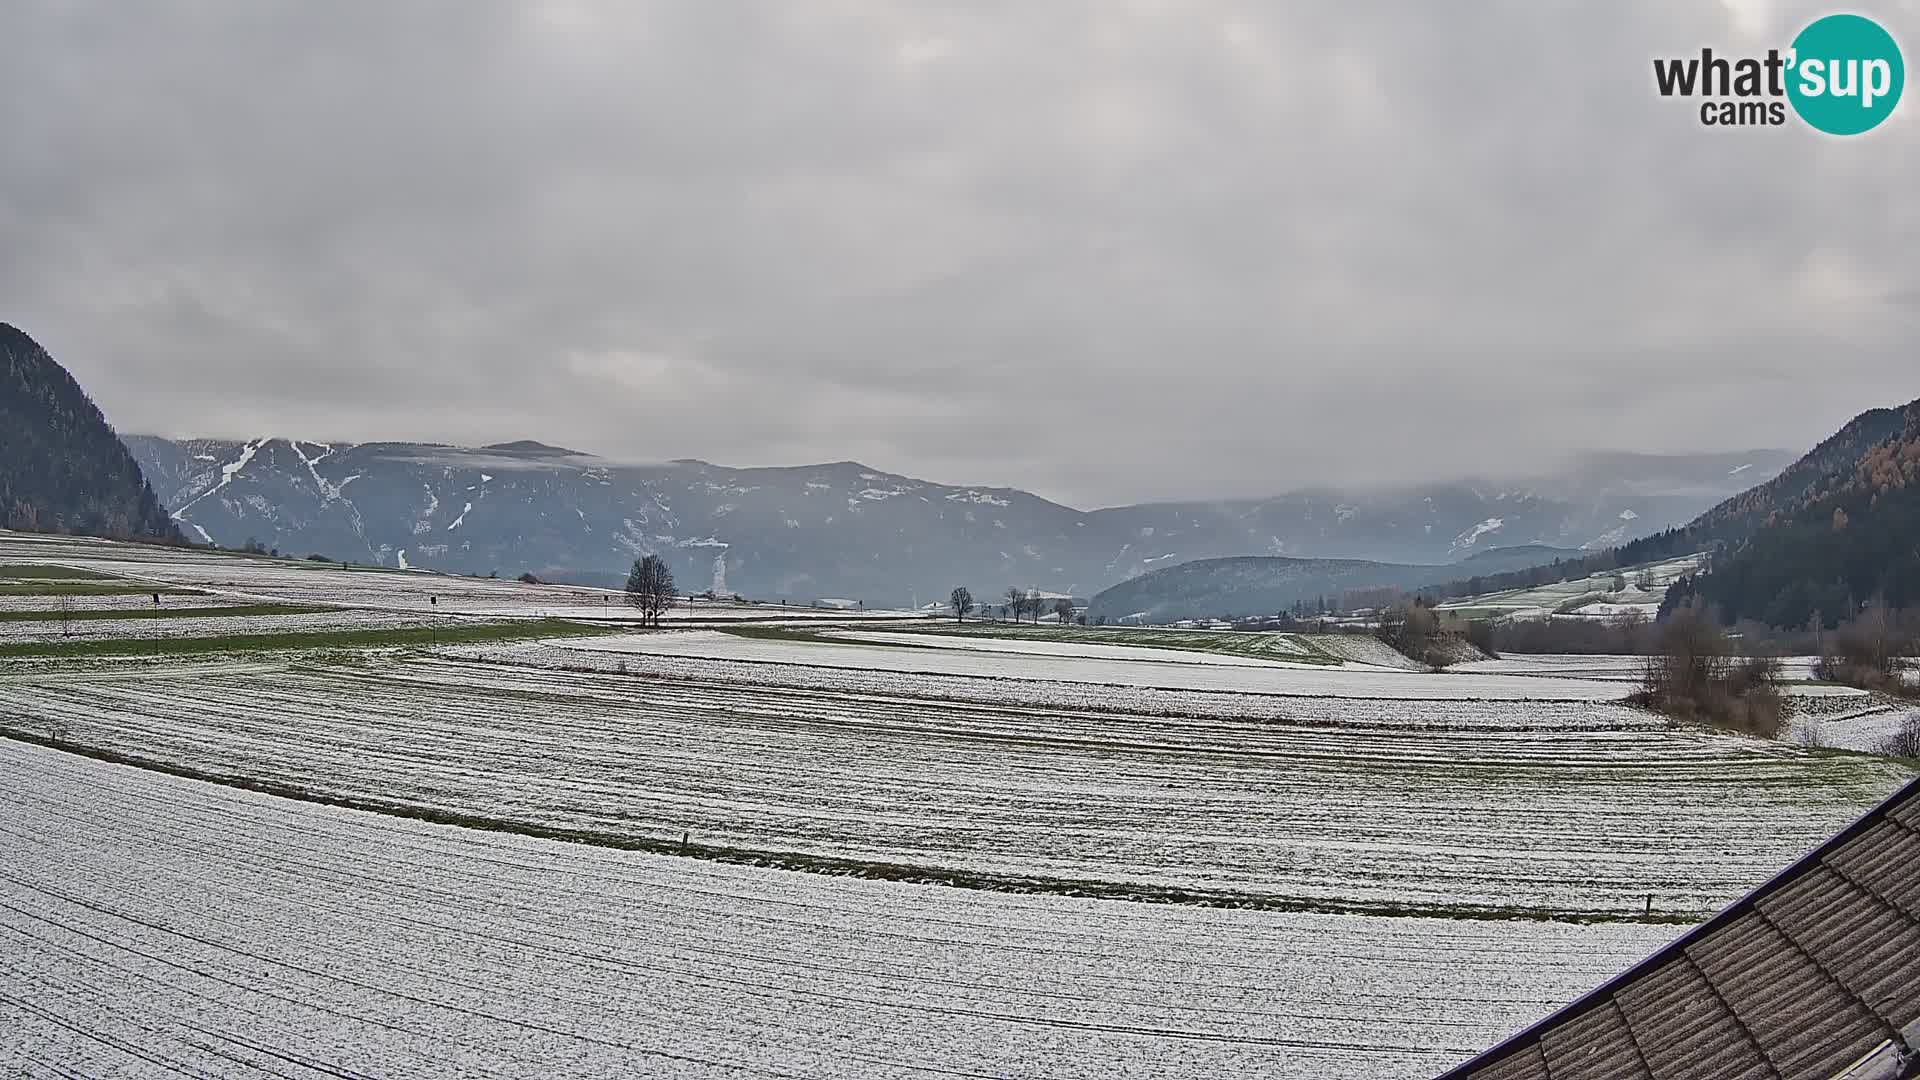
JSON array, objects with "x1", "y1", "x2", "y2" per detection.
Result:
[{"x1": 4, "y1": 2, "x2": 1917, "y2": 507}]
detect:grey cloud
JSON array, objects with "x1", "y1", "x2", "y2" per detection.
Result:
[{"x1": 2, "y1": 1, "x2": 1916, "y2": 507}]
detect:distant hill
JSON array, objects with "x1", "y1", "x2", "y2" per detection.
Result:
[
  {"x1": 1675, "y1": 397, "x2": 1920, "y2": 626},
  {"x1": 1085, "y1": 545, "x2": 1581, "y2": 623},
  {"x1": 0, "y1": 324, "x2": 178, "y2": 542}
]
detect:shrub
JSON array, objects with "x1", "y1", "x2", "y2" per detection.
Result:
[
  {"x1": 1880, "y1": 713, "x2": 1920, "y2": 758},
  {"x1": 1377, "y1": 599, "x2": 1444, "y2": 666},
  {"x1": 1814, "y1": 602, "x2": 1916, "y2": 697},
  {"x1": 1627, "y1": 604, "x2": 1784, "y2": 738}
]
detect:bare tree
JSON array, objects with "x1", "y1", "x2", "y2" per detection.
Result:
[
  {"x1": 56, "y1": 594, "x2": 74, "y2": 638},
  {"x1": 1377, "y1": 597, "x2": 1449, "y2": 667},
  {"x1": 1881, "y1": 712, "x2": 1920, "y2": 758},
  {"x1": 1814, "y1": 597, "x2": 1913, "y2": 694},
  {"x1": 950, "y1": 586, "x2": 974, "y2": 622},
  {"x1": 1630, "y1": 600, "x2": 1783, "y2": 737},
  {"x1": 1053, "y1": 598, "x2": 1073, "y2": 625},
  {"x1": 625, "y1": 555, "x2": 677, "y2": 627},
  {"x1": 1005, "y1": 587, "x2": 1024, "y2": 624}
]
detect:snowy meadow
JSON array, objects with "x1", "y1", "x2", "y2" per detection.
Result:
[{"x1": 1, "y1": 531, "x2": 1913, "y2": 1078}]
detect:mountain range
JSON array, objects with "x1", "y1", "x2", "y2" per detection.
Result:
[{"x1": 122, "y1": 433, "x2": 1791, "y2": 606}]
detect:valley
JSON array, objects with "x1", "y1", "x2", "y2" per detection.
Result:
[{"x1": 2, "y1": 532, "x2": 1913, "y2": 1077}]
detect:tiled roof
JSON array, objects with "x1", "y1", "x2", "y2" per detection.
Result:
[{"x1": 1437, "y1": 777, "x2": 1920, "y2": 1080}]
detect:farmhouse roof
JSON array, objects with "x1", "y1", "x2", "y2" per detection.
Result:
[{"x1": 1437, "y1": 776, "x2": 1920, "y2": 1080}]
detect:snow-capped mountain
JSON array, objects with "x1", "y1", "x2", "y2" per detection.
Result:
[{"x1": 123, "y1": 436, "x2": 1793, "y2": 605}]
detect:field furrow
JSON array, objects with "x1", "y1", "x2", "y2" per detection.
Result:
[
  {"x1": 0, "y1": 739, "x2": 1674, "y2": 1080},
  {"x1": 0, "y1": 653, "x2": 1903, "y2": 917}
]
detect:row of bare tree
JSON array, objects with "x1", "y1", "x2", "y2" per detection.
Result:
[{"x1": 949, "y1": 586, "x2": 1073, "y2": 624}]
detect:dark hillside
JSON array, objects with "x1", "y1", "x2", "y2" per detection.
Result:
[
  {"x1": 1424, "y1": 397, "x2": 1920, "y2": 614},
  {"x1": 1677, "y1": 401, "x2": 1920, "y2": 626},
  {"x1": 0, "y1": 323, "x2": 180, "y2": 542}
]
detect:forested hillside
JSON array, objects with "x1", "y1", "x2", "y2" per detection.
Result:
[
  {"x1": 1670, "y1": 400, "x2": 1920, "y2": 626},
  {"x1": 1427, "y1": 396, "x2": 1920, "y2": 623},
  {"x1": 0, "y1": 323, "x2": 179, "y2": 542}
]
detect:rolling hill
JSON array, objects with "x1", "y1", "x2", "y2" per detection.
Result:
[{"x1": 1085, "y1": 545, "x2": 1584, "y2": 623}]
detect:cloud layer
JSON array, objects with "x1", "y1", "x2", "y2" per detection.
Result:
[{"x1": 4, "y1": 1, "x2": 1916, "y2": 506}]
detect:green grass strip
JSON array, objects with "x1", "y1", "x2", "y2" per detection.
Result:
[
  {"x1": 0, "y1": 618, "x2": 616, "y2": 658},
  {"x1": 0, "y1": 603, "x2": 336, "y2": 624},
  {"x1": 0, "y1": 582, "x2": 204, "y2": 597},
  {"x1": 0, "y1": 564, "x2": 122, "y2": 580}
]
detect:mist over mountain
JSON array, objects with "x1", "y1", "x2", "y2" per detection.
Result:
[
  {"x1": 124, "y1": 433, "x2": 1788, "y2": 606},
  {"x1": 1668, "y1": 396, "x2": 1920, "y2": 626},
  {"x1": 1294, "y1": 393, "x2": 1920, "y2": 630}
]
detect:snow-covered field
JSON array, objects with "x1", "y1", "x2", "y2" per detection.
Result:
[
  {"x1": 0, "y1": 531, "x2": 922, "y2": 623},
  {"x1": 2, "y1": 653, "x2": 1904, "y2": 917},
  {"x1": 582, "y1": 630, "x2": 1632, "y2": 700},
  {"x1": 482, "y1": 640, "x2": 1668, "y2": 729},
  {"x1": 1451, "y1": 652, "x2": 1866, "y2": 698},
  {"x1": 4, "y1": 532, "x2": 1915, "y2": 1076},
  {"x1": 827, "y1": 628, "x2": 1331, "y2": 669},
  {"x1": 0, "y1": 592, "x2": 233, "y2": 612},
  {"x1": 1456, "y1": 653, "x2": 1782, "y2": 681},
  {"x1": 1787, "y1": 702, "x2": 1920, "y2": 753},
  {"x1": 0, "y1": 740, "x2": 1678, "y2": 1079}
]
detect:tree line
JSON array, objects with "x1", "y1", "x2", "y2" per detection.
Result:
[{"x1": 949, "y1": 586, "x2": 1073, "y2": 624}]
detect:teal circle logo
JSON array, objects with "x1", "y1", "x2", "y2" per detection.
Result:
[{"x1": 1787, "y1": 14, "x2": 1904, "y2": 135}]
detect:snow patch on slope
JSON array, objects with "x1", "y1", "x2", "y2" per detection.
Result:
[
  {"x1": 946, "y1": 490, "x2": 1011, "y2": 507},
  {"x1": 172, "y1": 438, "x2": 264, "y2": 518},
  {"x1": 1450, "y1": 518, "x2": 1505, "y2": 552}
]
